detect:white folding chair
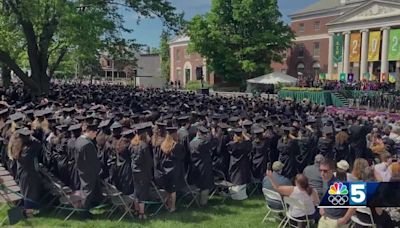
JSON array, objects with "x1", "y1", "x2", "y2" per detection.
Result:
[
  {"x1": 350, "y1": 207, "x2": 376, "y2": 227},
  {"x1": 282, "y1": 196, "x2": 314, "y2": 228},
  {"x1": 262, "y1": 188, "x2": 286, "y2": 227}
]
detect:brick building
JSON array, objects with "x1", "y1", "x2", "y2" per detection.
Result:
[
  {"x1": 273, "y1": 0, "x2": 400, "y2": 82},
  {"x1": 169, "y1": 36, "x2": 214, "y2": 87}
]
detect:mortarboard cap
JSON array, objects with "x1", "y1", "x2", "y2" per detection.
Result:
[
  {"x1": 68, "y1": 124, "x2": 82, "y2": 132},
  {"x1": 15, "y1": 128, "x2": 32, "y2": 136},
  {"x1": 121, "y1": 129, "x2": 135, "y2": 138},
  {"x1": 197, "y1": 126, "x2": 209, "y2": 134},
  {"x1": 252, "y1": 127, "x2": 264, "y2": 134},
  {"x1": 98, "y1": 119, "x2": 111, "y2": 128},
  {"x1": 110, "y1": 121, "x2": 122, "y2": 130},
  {"x1": 10, "y1": 112, "x2": 24, "y2": 122},
  {"x1": 0, "y1": 109, "x2": 9, "y2": 116},
  {"x1": 232, "y1": 128, "x2": 244, "y2": 134}
]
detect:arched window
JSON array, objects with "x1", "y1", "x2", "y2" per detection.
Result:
[
  {"x1": 296, "y1": 63, "x2": 305, "y2": 75},
  {"x1": 313, "y1": 62, "x2": 321, "y2": 79}
]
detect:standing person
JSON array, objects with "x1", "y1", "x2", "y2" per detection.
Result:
[
  {"x1": 228, "y1": 128, "x2": 252, "y2": 200},
  {"x1": 189, "y1": 126, "x2": 214, "y2": 206},
  {"x1": 9, "y1": 128, "x2": 42, "y2": 217},
  {"x1": 155, "y1": 127, "x2": 185, "y2": 211},
  {"x1": 114, "y1": 130, "x2": 134, "y2": 195},
  {"x1": 318, "y1": 127, "x2": 335, "y2": 160},
  {"x1": 130, "y1": 125, "x2": 153, "y2": 220},
  {"x1": 334, "y1": 127, "x2": 350, "y2": 162},
  {"x1": 278, "y1": 127, "x2": 300, "y2": 179},
  {"x1": 74, "y1": 123, "x2": 102, "y2": 219},
  {"x1": 251, "y1": 127, "x2": 268, "y2": 181}
]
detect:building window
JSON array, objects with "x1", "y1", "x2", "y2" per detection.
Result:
[
  {"x1": 176, "y1": 69, "x2": 181, "y2": 79},
  {"x1": 297, "y1": 63, "x2": 305, "y2": 75},
  {"x1": 298, "y1": 44, "x2": 305, "y2": 58},
  {"x1": 313, "y1": 42, "x2": 320, "y2": 57},
  {"x1": 313, "y1": 62, "x2": 321, "y2": 78},
  {"x1": 176, "y1": 49, "x2": 181, "y2": 60},
  {"x1": 314, "y1": 21, "x2": 320, "y2": 31},
  {"x1": 299, "y1": 23, "x2": 305, "y2": 33}
]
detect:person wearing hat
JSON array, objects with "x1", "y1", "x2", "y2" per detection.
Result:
[
  {"x1": 130, "y1": 124, "x2": 153, "y2": 220},
  {"x1": 188, "y1": 125, "x2": 213, "y2": 206},
  {"x1": 212, "y1": 122, "x2": 232, "y2": 178},
  {"x1": 9, "y1": 128, "x2": 42, "y2": 216},
  {"x1": 112, "y1": 129, "x2": 135, "y2": 195},
  {"x1": 278, "y1": 126, "x2": 300, "y2": 180},
  {"x1": 52, "y1": 125, "x2": 72, "y2": 188},
  {"x1": 32, "y1": 110, "x2": 50, "y2": 143},
  {"x1": 96, "y1": 119, "x2": 111, "y2": 179},
  {"x1": 335, "y1": 160, "x2": 350, "y2": 182},
  {"x1": 262, "y1": 161, "x2": 291, "y2": 191},
  {"x1": 74, "y1": 122, "x2": 102, "y2": 219},
  {"x1": 227, "y1": 128, "x2": 252, "y2": 200},
  {"x1": 250, "y1": 127, "x2": 269, "y2": 181},
  {"x1": 154, "y1": 126, "x2": 185, "y2": 212},
  {"x1": 318, "y1": 126, "x2": 335, "y2": 160},
  {"x1": 0, "y1": 108, "x2": 9, "y2": 167},
  {"x1": 67, "y1": 124, "x2": 82, "y2": 191},
  {"x1": 264, "y1": 122, "x2": 280, "y2": 163}
]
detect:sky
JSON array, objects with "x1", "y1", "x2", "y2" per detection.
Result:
[{"x1": 121, "y1": 0, "x2": 320, "y2": 48}]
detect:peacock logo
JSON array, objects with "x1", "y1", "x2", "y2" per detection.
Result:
[{"x1": 327, "y1": 182, "x2": 349, "y2": 205}]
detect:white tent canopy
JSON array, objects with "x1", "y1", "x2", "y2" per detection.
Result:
[{"x1": 247, "y1": 72, "x2": 298, "y2": 85}]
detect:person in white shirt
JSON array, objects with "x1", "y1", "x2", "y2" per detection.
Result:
[{"x1": 374, "y1": 152, "x2": 392, "y2": 182}]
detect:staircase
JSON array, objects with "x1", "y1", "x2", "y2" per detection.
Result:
[{"x1": 331, "y1": 92, "x2": 349, "y2": 107}]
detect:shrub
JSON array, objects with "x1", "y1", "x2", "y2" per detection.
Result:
[
  {"x1": 185, "y1": 80, "x2": 209, "y2": 91},
  {"x1": 281, "y1": 87, "x2": 323, "y2": 92}
]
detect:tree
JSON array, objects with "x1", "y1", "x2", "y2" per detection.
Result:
[
  {"x1": 188, "y1": 0, "x2": 294, "y2": 83},
  {"x1": 160, "y1": 30, "x2": 170, "y2": 81},
  {"x1": 0, "y1": 0, "x2": 184, "y2": 95}
]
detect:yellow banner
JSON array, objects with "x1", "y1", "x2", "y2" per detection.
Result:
[
  {"x1": 350, "y1": 33, "x2": 361, "y2": 63},
  {"x1": 368, "y1": 31, "x2": 381, "y2": 61}
]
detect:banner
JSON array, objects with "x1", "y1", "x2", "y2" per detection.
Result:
[
  {"x1": 389, "y1": 73, "x2": 396, "y2": 83},
  {"x1": 319, "y1": 73, "x2": 326, "y2": 80},
  {"x1": 363, "y1": 72, "x2": 370, "y2": 80},
  {"x1": 350, "y1": 33, "x2": 361, "y2": 63},
  {"x1": 348, "y1": 73, "x2": 354, "y2": 82},
  {"x1": 333, "y1": 34, "x2": 343, "y2": 63},
  {"x1": 340, "y1": 73, "x2": 346, "y2": 81},
  {"x1": 389, "y1": 29, "x2": 400, "y2": 61},
  {"x1": 368, "y1": 31, "x2": 381, "y2": 61}
]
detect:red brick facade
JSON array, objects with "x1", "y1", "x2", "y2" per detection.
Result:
[
  {"x1": 169, "y1": 37, "x2": 214, "y2": 87},
  {"x1": 273, "y1": 15, "x2": 339, "y2": 80}
]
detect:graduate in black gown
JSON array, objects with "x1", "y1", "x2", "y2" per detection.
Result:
[
  {"x1": 113, "y1": 129, "x2": 134, "y2": 195},
  {"x1": 251, "y1": 127, "x2": 269, "y2": 181},
  {"x1": 318, "y1": 126, "x2": 335, "y2": 160},
  {"x1": 96, "y1": 119, "x2": 111, "y2": 180},
  {"x1": 106, "y1": 122, "x2": 123, "y2": 185},
  {"x1": 74, "y1": 123, "x2": 102, "y2": 218},
  {"x1": 212, "y1": 123, "x2": 231, "y2": 178},
  {"x1": 277, "y1": 126, "x2": 300, "y2": 179},
  {"x1": 228, "y1": 128, "x2": 252, "y2": 200},
  {"x1": 154, "y1": 126, "x2": 185, "y2": 212},
  {"x1": 264, "y1": 123, "x2": 280, "y2": 163},
  {"x1": 10, "y1": 128, "x2": 42, "y2": 216},
  {"x1": 130, "y1": 124, "x2": 153, "y2": 220},
  {"x1": 189, "y1": 126, "x2": 214, "y2": 206},
  {"x1": 67, "y1": 124, "x2": 82, "y2": 190}
]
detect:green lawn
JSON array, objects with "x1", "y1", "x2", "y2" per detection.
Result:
[{"x1": 1, "y1": 196, "x2": 279, "y2": 228}]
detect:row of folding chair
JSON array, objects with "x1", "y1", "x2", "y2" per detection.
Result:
[
  {"x1": 0, "y1": 165, "x2": 24, "y2": 225},
  {"x1": 262, "y1": 188, "x2": 315, "y2": 228}
]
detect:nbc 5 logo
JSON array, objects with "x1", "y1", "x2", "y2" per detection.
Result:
[{"x1": 349, "y1": 183, "x2": 367, "y2": 206}]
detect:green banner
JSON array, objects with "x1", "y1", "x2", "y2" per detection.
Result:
[
  {"x1": 319, "y1": 73, "x2": 326, "y2": 80},
  {"x1": 333, "y1": 34, "x2": 343, "y2": 63},
  {"x1": 389, "y1": 29, "x2": 400, "y2": 61},
  {"x1": 363, "y1": 72, "x2": 370, "y2": 80},
  {"x1": 340, "y1": 73, "x2": 346, "y2": 81}
]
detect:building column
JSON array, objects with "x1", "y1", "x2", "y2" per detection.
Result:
[
  {"x1": 343, "y1": 31, "x2": 351, "y2": 76},
  {"x1": 111, "y1": 60, "x2": 115, "y2": 81},
  {"x1": 328, "y1": 33, "x2": 334, "y2": 80},
  {"x1": 381, "y1": 27, "x2": 390, "y2": 82},
  {"x1": 360, "y1": 29, "x2": 369, "y2": 81}
]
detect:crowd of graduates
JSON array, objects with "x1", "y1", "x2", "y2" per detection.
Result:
[{"x1": 0, "y1": 83, "x2": 399, "y2": 226}]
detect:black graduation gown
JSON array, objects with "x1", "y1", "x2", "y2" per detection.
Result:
[
  {"x1": 130, "y1": 142, "x2": 153, "y2": 201},
  {"x1": 96, "y1": 132, "x2": 110, "y2": 180},
  {"x1": 334, "y1": 141, "x2": 350, "y2": 162},
  {"x1": 265, "y1": 132, "x2": 280, "y2": 162},
  {"x1": 154, "y1": 143, "x2": 185, "y2": 193},
  {"x1": 212, "y1": 134, "x2": 231, "y2": 179},
  {"x1": 54, "y1": 138, "x2": 70, "y2": 186},
  {"x1": 114, "y1": 148, "x2": 134, "y2": 195},
  {"x1": 228, "y1": 140, "x2": 252, "y2": 185},
  {"x1": 67, "y1": 137, "x2": 80, "y2": 190},
  {"x1": 189, "y1": 136, "x2": 214, "y2": 190},
  {"x1": 277, "y1": 137, "x2": 299, "y2": 179},
  {"x1": 75, "y1": 136, "x2": 102, "y2": 209},
  {"x1": 318, "y1": 137, "x2": 334, "y2": 160},
  {"x1": 296, "y1": 133, "x2": 318, "y2": 172},
  {"x1": 16, "y1": 140, "x2": 42, "y2": 208},
  {"x1": 177, "y1": 127, "x2": 190, "y2": 188},
  {"x1": 251, "y1": 139, "x2": 269, "y2": 180}
]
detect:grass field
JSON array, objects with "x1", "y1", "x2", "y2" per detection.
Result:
[{"x1": 0, "y1": 195, "x2": 279, "y2": 228}]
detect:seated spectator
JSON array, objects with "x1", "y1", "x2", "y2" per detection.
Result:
[
  {"x1": 347, "y1": 158, "x2": 369, "y2": 182},
  {"x1": 335, "y1": 160, "x2": 349, "y2": 182},
  {"x1": 389, "y1": 162, "x2": 400, "y2": 182},
  {"x1": 374, "y1": 152, "x2": 392, "y2": 182},
  {"x1": 370, "y1": 134, "x2": 386, "y2": 155},
  {"x1": 262, "y1": 161, "x2": 291, "y2": 190},
  {"x1": 303, "y1": 154, "x2": 324, "y2": 199},
  {"x1": 267, "y1": 171, "x2": 319, "y2": 227}
]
